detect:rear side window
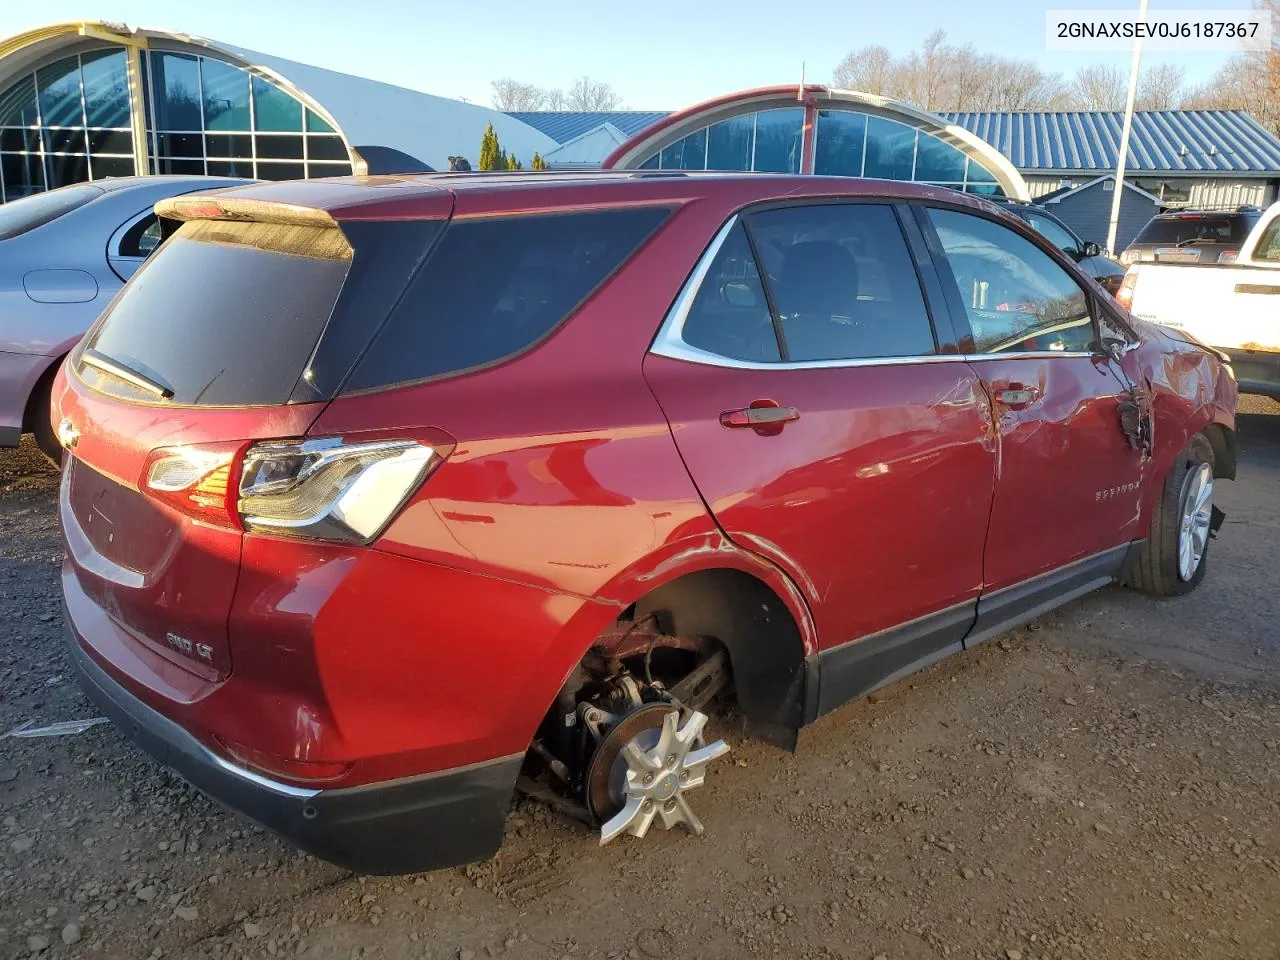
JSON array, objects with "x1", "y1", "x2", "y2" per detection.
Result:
[
  {"x1": 747, "y1": 204, "x2": 937, "y2": 362},
  {"x1": 0, "y1": 184, "x2": 103, "y2": 240},
  {"x1": 83, "y1": 220, "x2": 352, "y2": 405},
  {"x1": 1133, "y1": 215, "x2": 1255, "y2": 245},
  {"x1": 345, "y1": 207, "x2": 670, "y2": 391}
]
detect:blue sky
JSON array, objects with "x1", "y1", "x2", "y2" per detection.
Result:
[{"x1": 2, "y1": 0, "x2": 1253, "y2": 109}]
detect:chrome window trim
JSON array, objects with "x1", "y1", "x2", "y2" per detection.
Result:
[{"x1": 649, "y1": 214, "x2": 1100, "y2": 372}]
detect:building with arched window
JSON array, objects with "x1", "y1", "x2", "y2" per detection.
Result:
[
  {"x1": 594, "y1": 86, "x2": 1031, "y2": 201},
  {"x1": 0, "y1": 21, "x2": 556, "y2": 202}
]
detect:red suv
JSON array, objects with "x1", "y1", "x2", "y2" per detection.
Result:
[{"x1": 54, "y1": 173, "x2": 1237, "y2": 875}]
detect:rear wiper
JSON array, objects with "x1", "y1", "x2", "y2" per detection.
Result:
[
  {"x1": 81, "y1": 349, "x2": 175, "y2": 399},
  {"x1": 1173, "y1": 237, "x2": 1219, "y2": 247}
]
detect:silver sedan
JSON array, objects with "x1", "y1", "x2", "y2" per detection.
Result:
[{"x1": 0, "y1": 176, "x2": 253, "y2": 461}]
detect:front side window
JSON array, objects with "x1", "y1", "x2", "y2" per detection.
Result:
[
  {"x1": 747, "y1": 204, "x2": 937, "y2": 362},
  {"x1": 1020, "y1": 212, "x2": 1079, "y2": 256},
  {"x1": 928, "y1": 208, "x2": 1096, "y2": 355}
]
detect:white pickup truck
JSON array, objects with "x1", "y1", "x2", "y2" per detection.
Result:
[{"x1": 1118, "y1": 201, "x2": 1280, "y2": 399}]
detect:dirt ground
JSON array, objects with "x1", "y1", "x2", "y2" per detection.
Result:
[{"x1": 2, "y1": 399, "x2": 1278, "y2": 960}]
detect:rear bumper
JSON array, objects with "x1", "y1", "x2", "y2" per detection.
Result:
[
  {"x1": 1214, "y1": 345, "x2": 1280, "y2": 399},
  {"x1": 66, "y1": 618, "x2": 520, "y2": 875}
]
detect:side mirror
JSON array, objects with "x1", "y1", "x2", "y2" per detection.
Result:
[
  {"x1": 1101, "y1": 336, "x2": 1138, "y2": 363},
  {"x1": 1082, "y1": 241, "x2": 1102, "y2": 258}
]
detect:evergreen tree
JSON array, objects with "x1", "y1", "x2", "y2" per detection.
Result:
[
  {"x1": 531, "y1": 152, "x2": 547, "y2": 170},
  {"x1": 478, "y1": 122, "x2": 501, "y2": 171}
]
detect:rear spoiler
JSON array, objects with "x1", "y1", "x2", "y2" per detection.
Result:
[{"x1": 155, "y1": 196, "x2": 338, "y2": 242}]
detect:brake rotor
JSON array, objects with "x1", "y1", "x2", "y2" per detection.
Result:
[{"x1": 585, "y1": 703, "x2": 730, "y2": 845}]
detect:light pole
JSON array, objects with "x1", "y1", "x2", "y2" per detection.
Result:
[{"x1": 1107, "y1": 0, "x2": 1150, "y2": 255}]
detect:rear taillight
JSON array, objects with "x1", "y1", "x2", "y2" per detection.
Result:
[
  {"x1": 141, "y1": 436, "x2": 439, "y2": 541},
  {"x1": 1115, "y1": 266, "x2": 1139, "y2": 310},
  {"x1": 1120, "y1": 249, "x2": 1138, "y2": 266},
  {"x1": 143, "y1": 442, "x2": 247, "y2": 529},
  {"x1": 1219, "y1": 250, "x2": 1239, "y2": 263},
  {"x1": 238, "y1": 437, "x2": 439, "y2": 543}
]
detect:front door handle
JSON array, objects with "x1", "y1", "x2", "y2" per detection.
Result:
[
  {"x1": 720, "y1": 402, "x2": 800, "y2": 429},
  {"x1": 994, "y1": 384, "x2": 1041, "y2": 409}
]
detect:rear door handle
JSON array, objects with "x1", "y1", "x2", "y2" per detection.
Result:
[
  {"x1": 994, "y1": 385, "x2": 1041, "y2": 409},
  {"x1": 720, "y1": 403, "x2": 800, "y2": 429}
]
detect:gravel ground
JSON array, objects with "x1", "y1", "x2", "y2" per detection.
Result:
[{"x1": 2, "y1": 399, "x2": 1278, "y2": 960}]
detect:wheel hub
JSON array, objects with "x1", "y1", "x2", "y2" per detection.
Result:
[
  {"x1": 585, "y1": 704, "x2": 729, "y2": 845},
  {"x1": 1177, "y1": 461, "x2": 1214, "y2": 582}
]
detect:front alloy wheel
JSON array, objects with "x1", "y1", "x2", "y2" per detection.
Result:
[
  {"x1": 1128, "y1": 433, "x2": 1216, "y2": 597},
  {"x1": 1177, "y1": 462, "x2": 1213, "y2": 582}
]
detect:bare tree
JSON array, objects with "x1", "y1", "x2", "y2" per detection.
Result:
[
  {"x1": 1181, "y1": 0, "x2": 1278, "y2": 134},
  {"x1": 981, "y1": 59, "x2": 1072, "y2": 111},
  {"x1": 1072, "y1": 63, "x2": 1127, "y2": 110},
  {"x1": 490, "y1": 78, "x2": 548, "y2": 111},
  {"x1": 833, "y1": 45, "x2": 897, "y2": 95},
  {"x1": 898, "y1": 29, "x2": 952, "y2": 110},
  {"x1": 1135, "y1": 63, "x2": 1185, "y2": 110},
  {"x1": 564, "y1": 76, "x2": 623, "y2": 111},
  {"x1": 542, "y1": 88, "x2": 568, "y2": 110},
  {"x1": 831, "y1": 31, "x2": 1070, "y2": 111}
]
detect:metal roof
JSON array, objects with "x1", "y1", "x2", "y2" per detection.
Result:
[
  {"x1": 510, "y1": 107, "x2": 1280, "y2": 177},
  {"x1": 942, "y1": 110, "x2": 1280, "y2": 175},
  {"x1": 506, "y1": 111, "x2": 670, "y2": 144}
]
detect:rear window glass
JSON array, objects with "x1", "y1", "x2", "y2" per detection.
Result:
[
  {"x1": 1133, "y1": 215, "x2": 1256, "y2": 245},
  {"x1": 344, "y1": 207, "x2": 670, "y2": 391},
  {"x1": 0, "y1": 184, "x2": 103, "y2": 240},
  {"x1": 83, "y1": 221, "x2": 352, "y2": 406}
]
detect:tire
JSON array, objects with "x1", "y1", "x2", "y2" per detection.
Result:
[
  {"x1": 1128, "y1": 433, "x2": 1215, "y2": 597},
  {"x1": 30, "y1": 379, "x2": 63, "y2": 467}
]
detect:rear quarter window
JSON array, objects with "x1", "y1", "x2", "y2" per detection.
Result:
[{"x1": 344, "y1": 207, "x2": 670, "y2": 392}]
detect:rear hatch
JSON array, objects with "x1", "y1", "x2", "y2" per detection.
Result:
[
  {"x1": 58, "y1": 183, "x2": 451, "y2": 679},
  {"x1": 1126, "y1": 213, "x2": 1257, "y2": 264}
]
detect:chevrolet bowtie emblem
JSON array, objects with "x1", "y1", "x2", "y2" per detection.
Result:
[{"x1": 56, "y1": 417, "x2": 79, "y2": 450}]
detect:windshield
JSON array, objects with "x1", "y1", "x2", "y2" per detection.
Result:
[
  {"x1": 1132, "y1": 215, "x2": 1256, "y2": 246},
  {"x1": 0, "y1": 184, "x2": 104, "y2": 240}
]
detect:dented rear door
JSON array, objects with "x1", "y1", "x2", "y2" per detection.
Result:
[{"x1": 643, "y1": 203, "x2": 996, "y2": 666}]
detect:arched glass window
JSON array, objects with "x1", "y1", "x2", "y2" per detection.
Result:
[
  {"x1": 0, "y1": 45, "x2": 356, "y2": 201},
  {"x1": 0, "y1": 50, "x2": 135, "y2": 201},
  {"x1": 146, "y1": 51, "x2": 352, "y2": 181},
  {"x1": 640, "y1": 108, "x2": 804, "y2": 173},
  {"x1": 633, "y1": 106, "x2": 1004, "y2": 197}
]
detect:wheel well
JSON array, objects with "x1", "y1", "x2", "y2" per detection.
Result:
[
  {"x1": 21, "y1": 355, "x2": 63, "y2": 433},
  {"x1": 632, "y1": 569, "x2": 809, "y2": 750},
  {"x1": 1202, "y1": 423, "x2": 1237, "y2": 481}
]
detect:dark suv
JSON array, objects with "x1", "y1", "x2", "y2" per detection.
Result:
[
  {"x1": 55, "y1": 173, "x2": 1236, "y2": 875},
  {"x1": 1122, "y1": 207, "x2": 1264, "y2": 265}
]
